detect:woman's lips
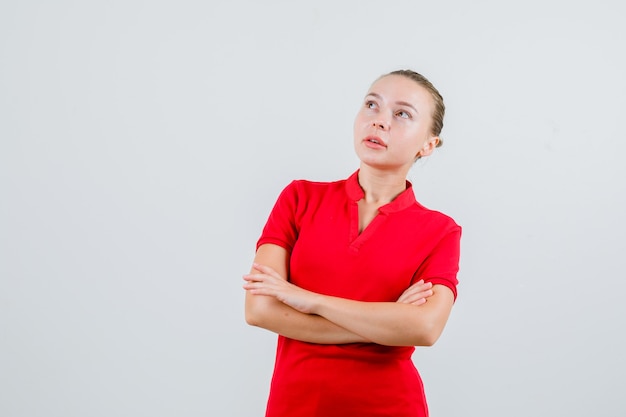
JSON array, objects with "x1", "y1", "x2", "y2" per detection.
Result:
[{"x1": 363, "y1": 135, "x2": 387, "y2": 149}]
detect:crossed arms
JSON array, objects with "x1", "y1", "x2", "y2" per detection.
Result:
[{"x1": 244, "y1": 244, "x2": 454, "y2": 347}]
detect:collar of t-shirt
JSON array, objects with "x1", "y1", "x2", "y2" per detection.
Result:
[{"x1": 344, "y1": 170, "x2": 417, "y2": 214}]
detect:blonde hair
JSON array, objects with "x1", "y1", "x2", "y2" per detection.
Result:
[{"x1": 386, "y1": 69, "x2": 445, "y2": 147}]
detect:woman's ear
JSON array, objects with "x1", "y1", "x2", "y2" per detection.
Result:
[{"x1": 416, "y1": 136, "x2": 440, "y2": 158}]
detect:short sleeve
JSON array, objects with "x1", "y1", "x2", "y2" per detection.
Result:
[
  {"x1": 413, "y1": 225, "x2": 462, "y2": 300},
  {"x1": 256, "y1": 181, "x2": 302, "y2": 253}
]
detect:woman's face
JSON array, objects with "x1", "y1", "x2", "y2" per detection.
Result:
[{"x1": 353, "y1": 74, "x2": 439, "y2": 172}]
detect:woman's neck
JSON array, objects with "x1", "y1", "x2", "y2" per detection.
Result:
[{"x1": 357, "y1": 165, "x2": 408, "y2": 204}]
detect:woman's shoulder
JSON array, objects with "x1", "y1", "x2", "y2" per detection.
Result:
[
  {"x1": 408, "y1": 199, "x2": 461, "y2": 232},
  {"x1": 284, "y1": 175, "x2": 348, "y2": 195}
]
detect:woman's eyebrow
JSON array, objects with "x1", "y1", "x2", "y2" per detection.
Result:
[
  {"x1": 365, "y1": 93, "x2": 418, "y2": 114},
  {"x1": 396, "y1": 101, "x2": 418, "y2": 114}
]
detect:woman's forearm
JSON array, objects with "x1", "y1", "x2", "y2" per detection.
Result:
[
  {"x1": 244, "y1": 245, "x2": 453, "y2": 346},
  {"x1": 309, "y1": 285, "x2": 453, "y2": 346},
  {"x1": 245, "y1": 292, "x2": 370, "y2": 344},
  {"x1": 244, "y1": 244, "x2": 368, "y2": 344},
  {"x1": 245, "y1": 261, "x2": 454, "y2": 347}
]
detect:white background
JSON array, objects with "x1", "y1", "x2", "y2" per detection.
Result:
[{"x1": 1, "y1": 1, "x2": 625, "y2": 416}]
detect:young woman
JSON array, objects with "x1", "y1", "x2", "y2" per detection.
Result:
[{"x1": 243, "y1": 70, "x2": 461, "y2": 417}]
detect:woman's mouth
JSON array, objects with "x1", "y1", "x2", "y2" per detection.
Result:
[{"x1": 364, "y1": 136, "x2": 387, "y2": 149}]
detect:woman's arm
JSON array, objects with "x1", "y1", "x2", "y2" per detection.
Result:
[
  {"x1": 310, "y1": 284, "x2": 454, "y2": 346},
  {"x1": 244, "y1": 244, "x2": 369, "y2": 344},
  {"x1": 245, "y1": 261, "x2": 454, "y2": 347},
  {"x1": 244, "y1": 244, "x2": 435, "y2": 344}
]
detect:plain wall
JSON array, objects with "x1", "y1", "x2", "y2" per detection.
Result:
[{"x1": 1, "y1": 0, "x2": 625, "y2": 415}]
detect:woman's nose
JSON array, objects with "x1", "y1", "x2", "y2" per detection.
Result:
[{"x1": 372, "y1": 119, "x2": 389, "y2": 130}]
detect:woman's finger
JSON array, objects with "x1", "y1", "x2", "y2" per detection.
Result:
[
  {"x1": 253, "y1": 263, "x2": 287, "y2": 280},
  {"x1": 396, "y1": 281, "x2": 433, "y2": 304},
  {"x1": 400, "y1": 289, "x2": 433, "y2": 305},
  {"x1": 398, "y1": 291, "x2": 432, "y2": 304}
]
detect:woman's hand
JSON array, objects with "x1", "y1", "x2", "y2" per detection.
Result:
[
  {"x1": 396, "y1": 280, "x2": 433, "y2": 306},
  {"x1": 243, "y1": 263, "x2": 320, "y2": 315}
]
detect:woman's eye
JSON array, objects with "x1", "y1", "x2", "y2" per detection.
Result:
[
  {"x1": 396, "y1": 110, "x2": 411, "y2": 119},
  {"x1": 365, "y1": 101, "x2": 377, "y2": 109}
]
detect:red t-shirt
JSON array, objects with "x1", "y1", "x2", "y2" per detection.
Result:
[{"x1": 256, "y1": 171, "x2": 461, "y2": 417}]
